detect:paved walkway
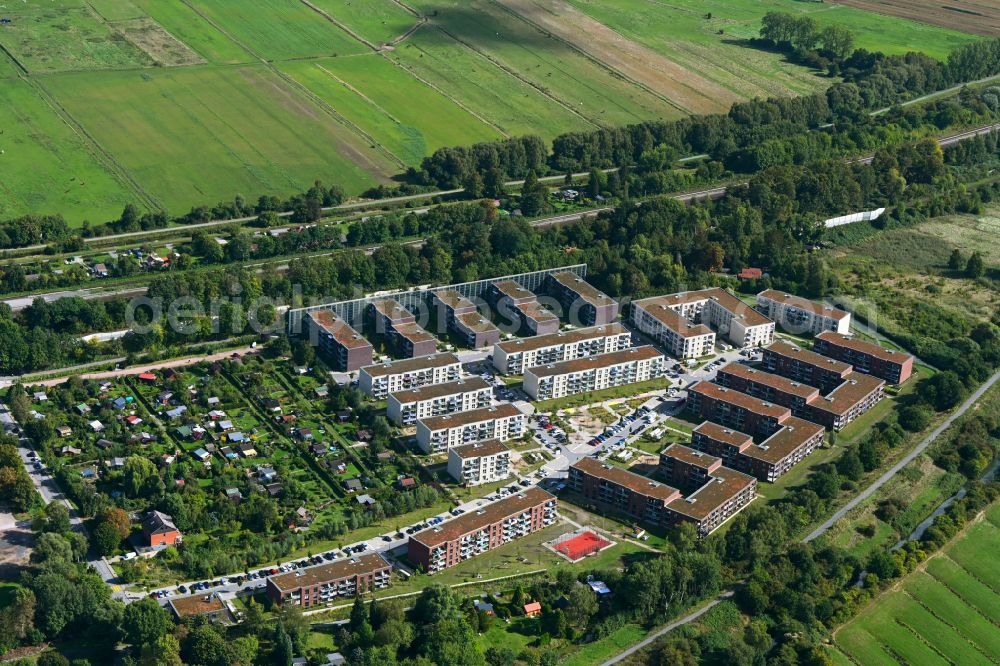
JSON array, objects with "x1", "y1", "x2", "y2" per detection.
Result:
[
  {"x1": 804, "y1": 369, "x2": 1000, "y2": 542},
  {"x1": 600, "y1": 590, "x2": 735, "y2": 665}
]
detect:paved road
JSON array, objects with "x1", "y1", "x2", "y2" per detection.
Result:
[
  {"x1": 600, "y1": 590, "x2": 736, "y2": 666},
  {"x1": 2, "y1": 403, "x2": 120, "y2": 591},
  {"x1": 803, "y1": 368, "x2": 1000, "y2": 542}
]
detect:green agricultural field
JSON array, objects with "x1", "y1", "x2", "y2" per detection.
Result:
[
  {"x1": 85, "y1": 0, "x2": 146, "y2": 22},
  {"x1": 0, "y1": 0, "x2": 987, "y2": 224},
  {"x1": 388, "y1": 28, "x2": 591, "y2": 138},
  {"x1": 835, "y1": 507, "x2": 1000, "y2": 665},
  {"x1": 182, "y1": 0, "x2": 368, "y2": 60},
  {"x1": 282, "y1": 55, "x2": 501, "y2": 166},
  {"x1": 0, "y1": 77, "x2": 141, "y2": 223},
  {"x1": 308, "y1": 0, "x2": 419, "y2": 46},
  {"x1": 41, "y1": 65, "x2": 396, "y2": 212},
  {"x1": 0, "y1": 0, "x2": 152, "y2": 72},
  {"x1": 563, "y1": 0, "x2": 832, "y2": 102},
  {"x1": 404, "y1": 0, "x2": 684, "y2": 127},
  {"x1": 571, "y1": 0, "x2": 978, "y2": 62},
  {"x1": 131, "y1": 0, "x2": 253, "y2": 64}
]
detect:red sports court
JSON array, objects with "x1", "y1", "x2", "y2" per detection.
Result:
[{"x1": 554, "y1": 531, "x2": 611, "y2": 561}]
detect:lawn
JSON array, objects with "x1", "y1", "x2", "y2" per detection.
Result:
[
  {"x1": 280, "y1": 55, "x2": 501, "y2": 166},
  {"x1": 308, "y1": 0, "x2": 419, "y2": 45},
  {"x1": 41, "y1": 64, "x2": 396, "y2": 213},
  {"x1": 181, "y1": 0, "x2": 368, "y2": 60},
  {"x1": 835, "y1": 504, "x2": 1000, "y2": 665},
  {"x1": 0, "y1": 77, "x2": 142, "y2": 223}
]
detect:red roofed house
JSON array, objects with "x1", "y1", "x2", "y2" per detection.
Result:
[
  {"x1": 142, "y1": 510, "x2": 181, "y2": 548},
  {"x1": 138, "y1": 373, "x2": 157, "y2": 383},
  {"x1": 738, "y1": 268, "x2": 763, "y2": 280},
  {"x1": 523, "y1": 601, "x2": 542, "y2": 617}
]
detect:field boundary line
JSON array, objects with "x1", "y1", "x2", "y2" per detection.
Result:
[
  {"x1": 313, "y1": 63, "x2": 406, "y2": 126},
  {"x1": 926, "y1": 556, "x2": 1000, "y2": 627},
  {"x1": 175, "y1": 0, "x2": 407, "y2": 171},
  {"x1": 0, "y1": 43, "x2": 28, "y2": 75},
  {"x1": 389, "y1": 17, "x2": 428, "y2": 46},
  {"x1": 269, "y1": 62, "x2": 408, "y2": 170},
  {"x1": 941, "y1": 551, "x2": 1000, "y2": 597},
  {"x1": 379, "y1": 52, "x2": 512, "y2": 139},
  {"x1": 901, "y1": 586, "x2": 1000, "y2": 656},
  {"x1": 895, "y1": 617, "x2": 955, "y2": 664},
  {"x1": 28, "y1": 77, "x2": 162, "y2": 211},
  {"x1": 297, "y1": 0, "x2": 379, "y2": 51},
  {"x1": 484, "y1": 0, "x2": 691, "y2": 116},
  {"x1": 417, "y1": 24, "x2": 601, "y2": 130},
  {"x1": 387, "y1": 0, "x2": 423, "y2": 19}
]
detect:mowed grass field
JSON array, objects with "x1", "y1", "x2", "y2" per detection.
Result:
[
  {"x1": 833, "y1": 503, "x2": 1000, "y2": 665},
  {"x1": 835, "y1": 0, "x2": 1000, "y2": 40},
  {"x1": 308, "y1": 0, "x2": 419, "y2": 45},
  {"x1": 40, "y1": 65, "x2": 397, "y2": 211},
  {"x1": 0, "y1": 77, "x2": 141, "y2": 222},
  {"x1": 281, "y1": 55, "x2": 502, "y2": 166},
  {"x1": 0, "y1": 0, "x2": 984, "y2": 223},
  {"x1": 180, "y1": 0, "x2": 368, "y2": 60}
]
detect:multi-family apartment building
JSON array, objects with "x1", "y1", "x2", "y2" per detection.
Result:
[
  {"x1": 686, "y1": 381, "x2": 791, "y2": 438},
  {"x1": 631, "y1": 288, "x2": 774, "y2": 349},
  {"x1": 487, "y1": 280, "x2": 560, "y2": 336},
  {"x1": 716, "y1": 362, "x2": 820, "y2": 414},
  {"x1": 407, "y1": 487, "x2": 557, "y2": 573},
  {"x1": 304, "y1": 310, "x2": 373, "y2": 371},
  {"x1": 415, "y1": 403, "x2": 527, "y2": 453},
  {"x1": 367, "y1": 299, "x2": 438, "y2": 359},
  {"x1": 814, "y1": 332, "x2": 914, "y2": 384},
  {"x1": 661, "y1": 464, "x2": 757, "y2": 536},
  {"x1": 431, "y1": 290, "x2": 501, "y2": 349},
  {"x1": 358, "y1": 353, "x2": 462, "y2": 399},
  {"x1": 545, "y1": 271, "x2": 618, "y2": 326},
  {"x1": 569, "y1": 458, "x2": 680, "y2": 526},
  {"x1": 446, "y1": 439, "x2": 511, "y2": 486},
  {"x1": 761, "y1": 341, "x2": 853, "y2": 393},
  {"x1": 716, "y1": 361, "x2": 884, "y2": 431},
  {"x1": 265, "y1": 553, "x2": 391, "y2": 608},
  {"x1": 756, "y1": 290, "x2": 851, "y2": 335},
  {"x1": 512, "y1": 301, "x2": 561, "y2": 336},
  {"x1": 690, "y1": 418, "x2": 825, "y2": 482},
  {"x1": 658, "y1": 443, "x2": 722, "y2": 492},
  {"x1": 522, "y1": 346, "x2": 665, "y2": 401},
  {"x1": 492, "y1": 324, "x2": 632, "y2": 375},
  {"x1": 486, "y1": 280, "x2": 537, "y2": 308},
  {"x1": 569, "y1": 457, "x2": 755, "y2": 537},
  {"x1": 387, "y1": 377, "x2": 493, "y2": 426},
  {"x1": 630, "y1": 300, "x2": 715, "y2": 359},
  {"x1": 807, "y1": 372, "x2": 885, "y2": 430}
]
